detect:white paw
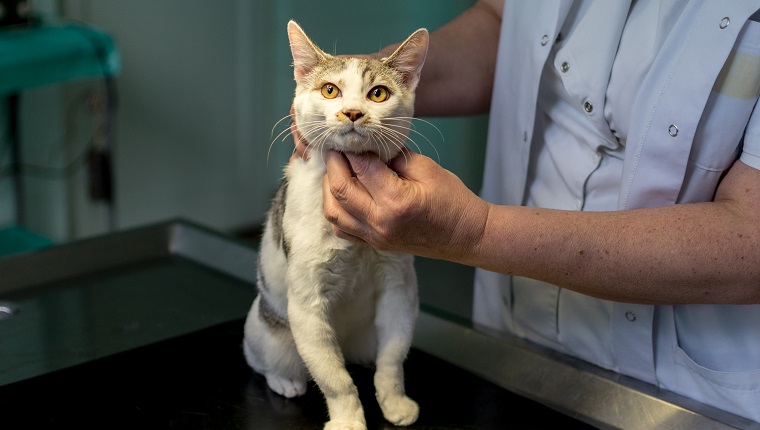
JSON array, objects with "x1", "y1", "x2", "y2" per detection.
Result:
[
  {"x1": 323, "y1": 420, "x2": 367, "y2": 430},
  {"x1": 265, "y1": 373, "x2": 307, "y2": 398},
  {"x1": 378, "y1": 395, "x2": 419, "y2": 426}
]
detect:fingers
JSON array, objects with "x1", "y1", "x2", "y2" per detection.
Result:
[
  {"x1": 387, "y1": 146, "x2": 415, "y2": 173},
  {"x1": 342, "y1": 151, "x2": 406, "y2": 200},
  {"x1": 322, "y1": 148, "x2": 439, "y2": 250},
  {"x1": 323, "y1": 151, "x2": 374, "y2": 241},
  {"x1": 387, "y1": 147, "x2": 437, "y2": 181}
]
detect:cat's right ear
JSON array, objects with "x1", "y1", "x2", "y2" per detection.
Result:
[
  {"x1": 383, "y1": 28, "x2": 429, "y2": 91},
  {"x1": 287, "y1": 20, "x2": 326, "y2": 82}
]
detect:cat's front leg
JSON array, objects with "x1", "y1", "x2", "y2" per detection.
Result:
[
  {"x1": 288, "y1": 292, "x2": 367, "y2": 430},
  {"x1": 373, "y1": 254, "x2": 420, "y2": 426}
]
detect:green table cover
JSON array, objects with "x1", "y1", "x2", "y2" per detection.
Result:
[
  {"x1": 0, "y1": 21, "x2": 120, "y2": 95},
  {"x1": 0, "y1": 225, "x2": 53, "y2": 256}
]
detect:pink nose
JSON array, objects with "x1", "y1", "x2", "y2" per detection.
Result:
[{"x1": 343, "y1": 109, "x2": 363, "y2": 122}]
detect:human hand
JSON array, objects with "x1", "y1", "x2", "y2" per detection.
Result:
[{"x1": 322, "y1": 148, "x2": 490, "y2": 261}]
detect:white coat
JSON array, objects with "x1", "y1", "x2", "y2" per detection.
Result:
[{"x1": 474, "y1": 0, "x2": 760, "y2": 422}]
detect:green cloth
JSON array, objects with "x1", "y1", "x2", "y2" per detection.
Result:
[
  {"x1": 0, "y1": 21, "x2": 120, "y2": 95},
  {"x1": 0, "y1": 225, "x2": 53, "y2": 256}
]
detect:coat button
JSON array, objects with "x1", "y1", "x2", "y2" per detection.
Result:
[
  {"x1": 668, "y1": 124, "x2": 679, "y2": 137},
  {"x1": 583, "y1": 101, "x2": 593, "y2": 113},
  {"x1": 560, "y1": 62, "x2": 570, "y2": 73},
  {"x1": 625, "y1": 311, "x2": 637, "y2": 322},
  {"x1": 719, "y1": 17, "x2": 730, "y2": 29},
  {"x1": 540, "y1": 34, "x2": 549, "y2": 46}
]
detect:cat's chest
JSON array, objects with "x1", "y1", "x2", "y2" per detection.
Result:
[{"x1": 284, "y1": 156, "x2": 339, "y2": 238}]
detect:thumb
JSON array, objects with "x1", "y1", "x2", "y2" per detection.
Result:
[
  {"x1": 343, "y1": 151, "x2": 400, "y2": 196},
  {"x1": 343, "y1": 151, "x2": 384, "y2": 177}
]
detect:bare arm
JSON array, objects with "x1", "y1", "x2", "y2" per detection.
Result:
[
  {"x1": 324, "y1": 150, "x2": 760, "y2": 305},
  {"x1": 473, "y1": 160, "x2": 760, "y2": 304},
  {"x1": 378, "y1": 0, "x2": 503, "y2": 116}
]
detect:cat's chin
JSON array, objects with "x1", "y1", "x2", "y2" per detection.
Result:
[{"x1": 332, "y1": 132, "x2": 372, "y2": 153}]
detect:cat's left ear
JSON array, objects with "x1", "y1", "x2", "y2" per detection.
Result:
[
  {"x1": 287, "y1": 20, "x2": 328, "y2": 83},
  {"x1": 383, "y1": 28, "x2": 429, "y2": 90}
]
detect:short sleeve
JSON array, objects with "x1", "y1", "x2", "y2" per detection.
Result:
[
  {"x1": 740, "y1": 103, "x2": 760, "y2": 169},
  {"x1": 738, "y1": 16, "x2": 760, "y2": 170}
]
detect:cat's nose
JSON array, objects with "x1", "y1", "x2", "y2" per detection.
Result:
[{"x1": 343, "y1": 109, "x2": 364, "y2": 122}]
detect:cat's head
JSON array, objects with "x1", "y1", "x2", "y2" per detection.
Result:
[{"x1": 287, "y1": 20, "x2": 428, "y2": 161}]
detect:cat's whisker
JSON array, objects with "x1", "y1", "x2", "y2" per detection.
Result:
[
  {"x1": 376, "y1": 125, "x2": 418, "y2": 158},
  {"x1": 267, "y1": 114, "x2": 293, "y2": 166},
  {"x1": 381, "y1": 126, "x2": 420, "y2": 155},
  {"x1": 374, "y1": 133, "x2": 393, "y2": 162},
  {"x1": 384, "y1": 117, "x2": 442, "y2": 163},
  {"x1": 374, "y1": 128, "x2": 410, "y2": 167},
  {"x1": 270, "y1": 113, "x2": 295, "y2": 139},
  {"x1": 268, "y1": 120, "x2": 329, "y2": 165},
  {"x1": 279, "y1": 120, "x2": 330, "y2": 144},
  {"x1": 295, "y1": 123, "x2": 331, "y2": 144},
  {"x1": 367, "y1": 132, "x2": 387, "y2": 161},
  {"x1": 267, "y1": 127, "x2": 299, "y2": 165},
  {"x1": 309, "y1": 126, "x2": 336, "y2": 157},
  {"x1": 389, "y1": 116, "x2": 445, "y2": 143},
  {"x1": 381, "y1": 130, "x2": 409, "y2": 156},
  {"x1": 271, "y1": 126, "x2": 294, "y2": 145},
  {"x1": 385, "y1": 122, "x2": 430, "y2": 149},
  {"x1": 272, "y1": 118, "x2": 329, "y2": 143},
  {"x1": 288, "y1": 123, "x2": 329, "y2": 160}
]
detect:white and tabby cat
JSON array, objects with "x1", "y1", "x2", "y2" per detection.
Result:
[{"x1": 243, "y1": 21, "x2": 428, "y2": 429}]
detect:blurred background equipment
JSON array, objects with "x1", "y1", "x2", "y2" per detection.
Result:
[{"x1": 0, "y1": 0, "x2": 34, "y2": 27}]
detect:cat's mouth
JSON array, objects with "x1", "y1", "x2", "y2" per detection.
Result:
[
  {"x1": 341, "y1": 129, "x2": 367, "y2": 146},
  {"x1": 333, "y1": 126, "x2": 374, "y2": 152},
  {"x1": 343, "y1": 129, "x2": 365, "y2": 138},
  {"x1": 339, "y1": 123, "x2": 369, "y2": 140}
]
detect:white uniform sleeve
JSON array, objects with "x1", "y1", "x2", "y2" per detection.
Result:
[{"x1": 740, "y1": 103, "x2": 760, "y2": 170}]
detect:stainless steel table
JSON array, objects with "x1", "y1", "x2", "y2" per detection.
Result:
[{"x1": 0, "y1": 220, "x2": 754, "y2": 429}]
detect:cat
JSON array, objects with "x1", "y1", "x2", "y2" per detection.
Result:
[{"x1": 242, "y1": 21, "x2": 429, "y2": 430}]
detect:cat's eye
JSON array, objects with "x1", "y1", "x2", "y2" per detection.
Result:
[
  {"x1": 321, "y1": 83, "x2": 340, "y2": 99},
  {"x1": 368, "y1": 86, "x2": 390, "y2": 103}
]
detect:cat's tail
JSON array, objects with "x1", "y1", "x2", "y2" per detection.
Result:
[
  {"x1": 242, "y1": 296, "x2": 309, "y2": 398},
  {"x1": 242, "y1": 296, "x2": 268, "y2": 373}
]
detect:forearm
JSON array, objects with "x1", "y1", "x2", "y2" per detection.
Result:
[
  {"x1": 379, "y1": 0, "x2": 503, "y2": 116},
  {"x1": 324, "y1": 149, "x2": 760, "y2": 305},
  {"x1": 464, "y1": 166, "x2": 760, "y2": 304}
]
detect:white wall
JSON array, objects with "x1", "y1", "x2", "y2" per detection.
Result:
[{"x1": 61, "y1": 0, "x2": 278, "y2": 235}]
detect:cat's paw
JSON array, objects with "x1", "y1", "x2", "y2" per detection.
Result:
[
  {"x1": 265, "y1": 373, "x2": 307, "y2": 398},
  {"x1": 377, "y1": 395, "x2": 419, "y2": 426},
  {"x1": 323, "y1": 420, "x2": 367, "y2": 430}
]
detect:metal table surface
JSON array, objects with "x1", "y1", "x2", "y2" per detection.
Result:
[
  {"x1": 0, "y1": 318, "x2": 594, "y2": 429},
  {"x1": 0, "y1": 220, "x2": 755, "y2": 429}
]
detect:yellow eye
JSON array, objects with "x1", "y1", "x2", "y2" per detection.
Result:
[
  {"x1": 368, "y1": 86, "x2": 390, "y2": 103},
  {"x1": 321, "y1": 83, "x2": 340, "y2": 99}
]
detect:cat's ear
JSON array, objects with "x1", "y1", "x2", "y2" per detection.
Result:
[
  {"x1": 287, "y1": 20, "x2": 327, "y2": 83},
  {"x1": 383, "y1": 28, "x2": 429, "y2": 90}
]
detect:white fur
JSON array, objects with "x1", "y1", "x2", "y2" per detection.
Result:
[
  {"x1": 243, "y1": 21, "x2": 428, "y2": 430},
  {"x1": 292, "y1": 58, "x2": 418, "y2": 162}
]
